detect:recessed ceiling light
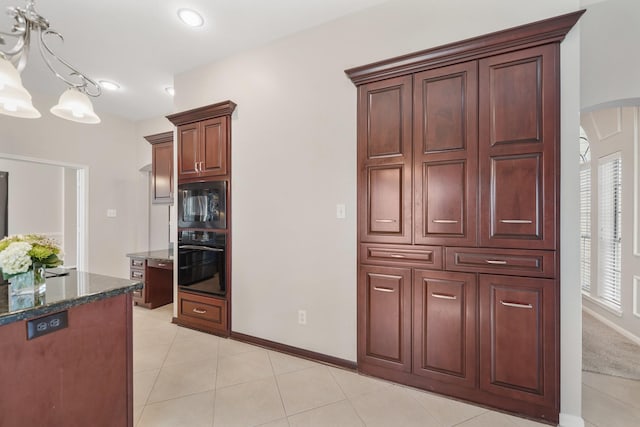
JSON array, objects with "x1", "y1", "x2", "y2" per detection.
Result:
[
  {"x1": 165, "y1": 86, "x2": 175, "y2": 96},
  {"x1": 177, "y1": 8, "x2": 204, "y2": 27},
  {"x1": 98, "y1": 80, "x2": 120, "y2": 91}
]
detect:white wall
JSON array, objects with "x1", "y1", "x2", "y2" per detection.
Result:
[
  {"x1": 174, "y1": 0, "x2": 582, "y2": 421},
  {"x1": 0, "y1": 159, "x2": 63, "y2": 238},
  {"x1": 581, "y1": 0, "x2": 640, "y2": 110},
  {"x1": 0, "y1": 93, "x2": 144, "y2": 278}
]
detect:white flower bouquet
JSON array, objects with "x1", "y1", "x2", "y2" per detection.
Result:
[{"x1": 0, "y1": 234, "x2": 63, "y2": 279}]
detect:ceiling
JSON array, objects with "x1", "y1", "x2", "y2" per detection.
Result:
[{"x1": 0, "y1": 0, "x2": 389, "y2": 122}]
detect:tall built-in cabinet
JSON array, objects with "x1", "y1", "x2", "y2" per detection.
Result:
[
  {"x1": 347, "y1": 12, "x2": 583, "y2": 424},
  {"x1": 167, "y1": 101, "x2": 236, "y2": 337}
]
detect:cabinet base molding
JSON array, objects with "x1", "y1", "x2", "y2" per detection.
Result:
[
  {"x1": 230, "y1": 331, "x2": 357, "y2": 371},
  {"x1": 359, "y1": 362, "x2": 558, "y2": 425}
]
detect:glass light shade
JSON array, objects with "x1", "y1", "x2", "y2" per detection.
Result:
[
  {"x1": 0, "y1": 82, "x2": 41, "y2": 119},
  {"x1": 50, "y1": 88, "x2": 101, "y2": 124},
  {"x1": 0, "y1": 57, "x2": 23, "y2": 89}
]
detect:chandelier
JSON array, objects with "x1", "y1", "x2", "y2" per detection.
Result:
[{"x1": 0, "y1": 0, "x2": 101, "y2": 124}]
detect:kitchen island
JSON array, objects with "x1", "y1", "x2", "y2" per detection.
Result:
[{"x1": 0, "y1": 271, "x2": 142, "y2": 427}]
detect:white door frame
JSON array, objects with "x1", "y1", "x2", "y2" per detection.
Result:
[{"x1": 0, "y1": 153, "x2": 89, "y2": 271}]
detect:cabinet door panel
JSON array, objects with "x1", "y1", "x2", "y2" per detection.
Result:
[
  {"x1": 358, "y1": 266, "x2": 411, "y2": 372},
  {"x1": 361, "y1": 165, "x2": 411, "y2": 243},
  {"x1": 488, "y1": 153, "x2": 541, "y2": 241},
  {"x1": 178, "y1": 123, "x2": 199, "y2": 180},
  {"x1": 358, "y1": 77, "x2": 412, "y2": 244},
  {"x1": 414, "y1": 62, "x2": 477, "y2": 246},
  {"x1": 360, "y1": 76, "x2": 412, "y2": 161},
  {"x1": 479, "y1": 275, "x2": 557, "y2": 407},
  {"x1": 413, "y1": 270, "x2": 476, "y2": 387},
  {"x1": 479, "y1": 45, "x2": 557, "y2": 249},
  {"x1": 200, "y1": 117, "x2": 228, "y2": 177},
  {"x1": 152, "y1": 141, "x2": 173, "y2": 204}
]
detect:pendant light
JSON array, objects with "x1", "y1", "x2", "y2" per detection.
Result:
[{"x1": 0, "y1": 0, "x2": 101, "y2": 124}]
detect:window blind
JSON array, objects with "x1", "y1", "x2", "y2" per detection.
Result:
[
  {"x1": 580, "y1": 166, "x2": 591, "y2": 293},
  {"x1": 598, "y1": 154, "x2": 622, "y2": 309}
]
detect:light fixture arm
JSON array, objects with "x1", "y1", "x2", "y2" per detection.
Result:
[{"x1": 0, "y1": 0, "x2": 101, "y2": 97}]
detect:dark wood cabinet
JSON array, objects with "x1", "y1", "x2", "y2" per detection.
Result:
[
  {"x1": 478, "y1": 45, "x2": 557, "y2": 250},
  {"x1": 167, "y1": 101, "x2": 236, "y2": 336},
  {"x1": 145, "y1": 132, "x2": 174, "y2": 204},
  {"x1": 167, "y1": 100, "x2": 236, "y2": 184},
  {"x1": 358, "y1": 265, "x2": 411, "y2": 372},
  {"x1": 357, "y1": 76, "x2": 413, "y2": 244},
  {"x1": 479, "y1": 274, "x2": 557, "y2": 408},
  {"x1": 128, "y1": 256, "x2": 173, "y2": 309},
  {"x1": 175, "y1": 291, "x2": 228, "y2": 335},
  {"x1": 413, "y1": 270, "x2": 476, "y2": 388},
  {"x1": 413, "y1": 62, "x2": 478, "y2": 246},
  {"x1": 348, "y1": 11, "x2": 583, "y2": 424}
]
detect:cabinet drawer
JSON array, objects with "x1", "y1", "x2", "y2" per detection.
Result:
[
  {"x1": 130, "y1": 269, "x2": 145, "y2": 281},
  {"x1": 148, "y1": 259, "x2": 173, "y2": 270},
  {"x1": 445, "y1": 247, "x2": 556, "y2": 278},
  {"x1": 178, "y1": 292, "x2": 228, "y2": 333},
  {"x1": 132, "y1": 284, "x2": 144, "y2": 299},
  {"x1": 130, "y1": 258, "x2": 145, "y2": 269},
  {"x1": 360, "y1": 243, "x2": 442, "y2": 269}
]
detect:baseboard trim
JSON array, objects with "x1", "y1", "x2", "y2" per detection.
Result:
[
  {"x1": 559, "y1": 413, "x2": 584, "y2": 427},
  {"x1": 230, "y1": 331, "x2": 357, "y2": 371},
  {"x1": 582, "y1": 306, "x2": 640, "y2": 346}
]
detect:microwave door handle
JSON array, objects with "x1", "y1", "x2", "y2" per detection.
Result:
[{"x1": 178, "y1": 245, "x2": 224, "y2": 252}]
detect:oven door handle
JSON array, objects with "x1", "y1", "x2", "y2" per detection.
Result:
[{"x1": 178, "y1": 245, "x2": 224, "y2": 252}]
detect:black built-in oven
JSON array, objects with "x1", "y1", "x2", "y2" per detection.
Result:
[
  {"x1": 178, "y1": 230, "x2": 226, "y2": 297},
  {"x1": 178, "y1": 180, "x2": 227, "y2": 230}
]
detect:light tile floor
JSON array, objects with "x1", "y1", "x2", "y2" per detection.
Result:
[{"x1": 133, "y1": 304, "x2": 640, "y2": 427}]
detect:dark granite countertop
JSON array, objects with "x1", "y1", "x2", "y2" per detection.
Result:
[
  {"x1": 0, "y1": 270, "x2": 142, "y2": 326},
  {"x1": 126, "y1": 248, "x2": 173, "y2": 262}
]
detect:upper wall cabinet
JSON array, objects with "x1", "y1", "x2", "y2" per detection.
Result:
[
  {"x1": 167, "y1": 101, "x2": 236, "y2": 182},
  {"x1": 144, "y1": 132, "x2": 174, "y2": 204}
]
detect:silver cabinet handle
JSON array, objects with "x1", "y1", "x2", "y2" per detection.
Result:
[
  {"x1": 199, "y1": 161, "x2": 204, "y2": 172},
  {"x1": 432, "y1": 219, "x2": 459, "y2": 224},
  {"x1": 193, "y1": 308, "x2": 207, "y2": 314},
  {"x1": 390, "y1": 254, "x2": 406, "y2": 258},
  {"x1": 486, "y1": 260, "x2": 508, "y2": 265},
  {"x1": 500, "y1": 300, "x2": 533, "y2": 309},
  {"x1": 500, "y1": 219, "x2": 533, "y2": 224},
  {"x1": 157, "y1": 263, "x2": 167, "y2": 267},
  {"x1": 179, "y1": 245, "x2": 224, "y2": 252},
  {"x1": 194, "y1": 162, "x2": 200, "y2": 173},
  {"x1": 431, "y1": 293, "x2": 457, "y2": 300},
  {"x1": 373, "y1": 286, "x2": 395, "y2": 293},
  {"x1": 375, "y1": 219, "x2": 397, "y2": 223}
]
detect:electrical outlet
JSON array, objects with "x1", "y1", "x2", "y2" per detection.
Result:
[
  {"x1": 106, "y1": 209, "x2": 117, "y2": 218},
  {"x1": 298, "y1": 309, "x2": 307, "y2": 325}
]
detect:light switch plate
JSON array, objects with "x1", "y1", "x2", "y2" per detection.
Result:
[
  {"x1": 107, "y1": 209, "x2": 117, "y2": 218},
  {"x1": 336, "y1": 204, "x2": 346, "y2": 219}
]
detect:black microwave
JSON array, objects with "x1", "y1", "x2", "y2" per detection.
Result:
[{"x1": 178, "y1": 180, "x2": 227, "y2": 229}]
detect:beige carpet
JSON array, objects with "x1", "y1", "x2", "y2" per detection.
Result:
[{"x1": 582, "y1": 311, "x2": 640, "y2": 380}]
